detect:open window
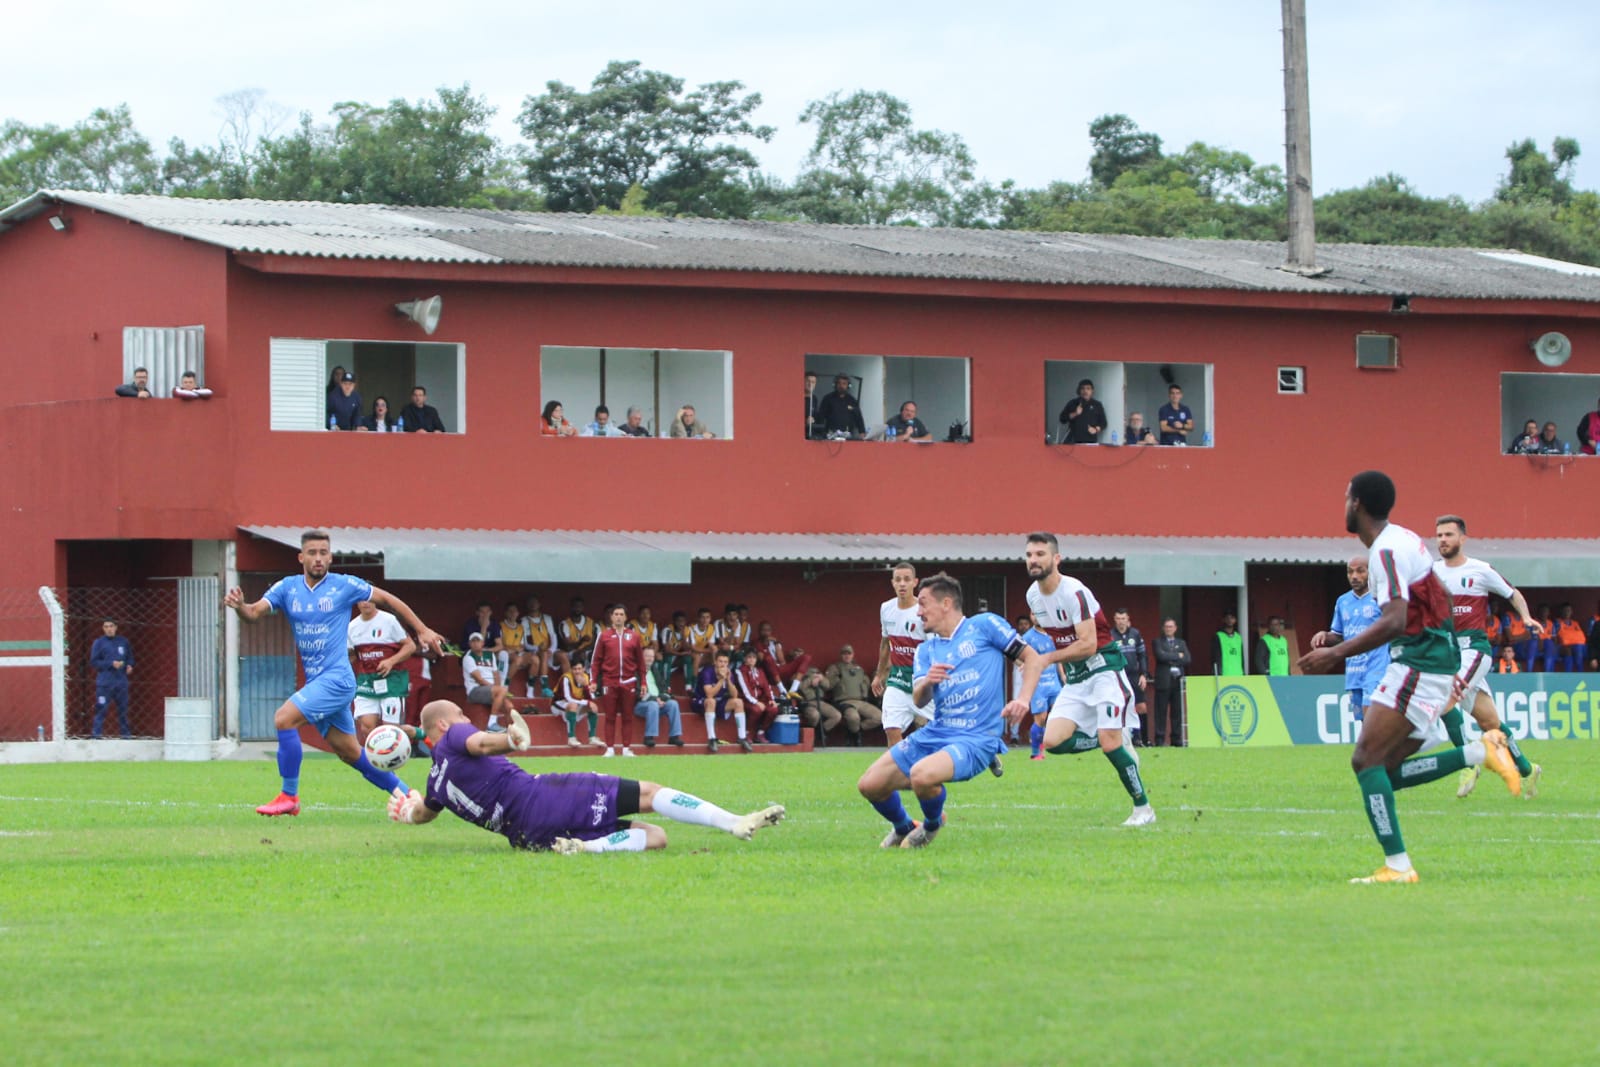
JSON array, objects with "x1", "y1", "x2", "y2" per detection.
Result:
[
  {"x1": 805, "y1": 353, "x2": 971, "y2": 441},
  {"x1": 1045, "y1": 360, "x2": 1213, "y2": 446},
  {"x1": 269, "y1": 338, "x2": 465, "y2": 432},
  {"x1": 540, "y1": 346, "x2": 733, "y2": 438},
  {"x1": 1501, "y1": 372, "x2": 1600, "y2": 454}
]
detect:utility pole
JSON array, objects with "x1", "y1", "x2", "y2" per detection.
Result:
[{"x1": 1281, "y1": 0, "x2": 1324, "y2": 274}]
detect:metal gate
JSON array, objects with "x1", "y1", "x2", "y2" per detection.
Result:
[{"x1": 237, "y1": 574, "x2": 296, "y2": 740}]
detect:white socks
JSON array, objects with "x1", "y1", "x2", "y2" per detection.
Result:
[
  {"x1": 651, "y1": 787, "x2": 738, "y2": 832},
  {"x1": 1462, "y1": 740, "x2": 1486, "y2": 766},
  {"x1": 581, "y1": 828, "x2": 649, "y2": 852},
  {"x1": 735, "y1": 711, "x2": 747, "y2": 739},
  {"x1": 488, "y1": 715, "x2": 500, "y2": 728},
  {"x1": 1386, "y1": 851, "x2": 1413, "y2": 873}
]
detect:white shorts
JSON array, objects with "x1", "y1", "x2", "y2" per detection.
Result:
[
  {"x1": 353, "y1": 695, "x2": 405, "y2": 723},
  {"x1": 1456, "y1": 647, "x2": 1493, "y2": 708},
  {"x1": 882, "y1": 687, "x2": 932, "y2": 731},
  {"x1": 1047, "y1": 670, "x2": 1132, "y2": 733},
  {"x1": 1371, "y1": 661, "x2": 1455, "y2": 740}
]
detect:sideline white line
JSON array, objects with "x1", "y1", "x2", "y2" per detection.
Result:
[{"x1": 0, "y1": 794, "x2": 376, "y2": 814}]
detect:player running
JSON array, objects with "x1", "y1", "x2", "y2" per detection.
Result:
[
  {"x1": 347, "y1": 599, "x2": 416, "y2": 746},
  {"x1": 856, "y1": 572, "x2": 1044, "y2": 849},
  {"x1": 1024, "y1": 533, "x2": 1154, "y2": 826},
  {"x1": 388, "y1": 700, "x2": 785, "y2": 852},
  {"x1": 1433, "y1": 514, "x2": 1544, "y2": 798},
  {"x1": 1020, "y1": 621, "x2": 1064, "y2": 759},
  {"x1": 1298, "y1": 472, "x2": 1521, "y2": 884},
  {"x1": 225, "y1": 529, "x2": 444, "y2": 817},
  {"x1": 871, "y1": 562, "x2": 933, "y2": 746},
  {"x1": 1309, "y1": 557, "x2": 1389, "y2": 724}
]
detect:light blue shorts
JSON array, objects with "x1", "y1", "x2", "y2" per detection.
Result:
[
  {"x1": 1031, "y1": 688, "x2": 1059, "y2": 718},
  {"x1": 890, "y1": 729, "x2": 1004, "y2": 783},
  {"x1": 291, "y1": 672, "x2": 358, "y2": 737}
]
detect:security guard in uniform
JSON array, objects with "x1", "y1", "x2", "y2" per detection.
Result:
[{"x1": 824, "y1": 644, "x2": 881, "y2": 745}]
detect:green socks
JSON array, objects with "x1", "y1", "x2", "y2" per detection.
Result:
[
  {"x1": 1500, "y1": 727, "x2": 1534, "y2": 777},
  {"x1": 1441, "y1": 707, "x2": 1466, "y2": 747},
  {"x1": 587, "y1": 711, "x2": 600, "y2": 737},
  {"x1": 1357, "y1": 765, "x2": 1405, "y2": 857},
  {"x1": 1390, "y1": 744, "x2": 1469, "y2": 790},
  {"x1": 1104, "y1": 746, "x2": 1147, "y2": 805},
  {"x1": 563, "y1": 711, "x2": 578, "y2": 738},
  {"x1": 1047, "y1": 731, "x2": 1101, "y2": 756}
]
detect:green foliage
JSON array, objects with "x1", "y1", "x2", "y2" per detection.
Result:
[
  {"x1": 777, "y1": 90, "x2": 1001, "y2": 226},
  {"x1": 2, "y1": 746, "x2": 1595, "y2": 1064},
  {"x1": 1087, "y1": 113, "x2": 1164, "y2": 188},
  {"x1": 517, "y1": 60, "x2": 772, "y2": 216},
  {"x1": 0, "y1": 104, "x2": 162, "y2": 204}
]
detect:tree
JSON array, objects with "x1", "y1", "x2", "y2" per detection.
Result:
[
  {"x1": 1313, "y1": 174, "x2": 1478, "y2": 246},
  {"x1": 781, "y1": 90, "x2": 999, "y2": 226},
  {"x1": 0, "y1": 105, "x2": 162, "y2": 203},
  {"x1": 1086, "y1": 114, "x2": 1162, "y2": 188},
  {"x1": 1497, "y1": 136, "x2": 1581, "y2": 206},
  {"x1": 517, "y1": 60, "x2": 773, "y2": 216}
]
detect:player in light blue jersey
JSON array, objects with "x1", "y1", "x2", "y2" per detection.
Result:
[
  {"x1": 856, "y1": 572, "x2": 1044, "y2": 848},
  {"x1": 1020, "y1": 624, "x2": 1063, "y2": 759},
  {"x1": 225, "y1": 529, "x2": 444, "y2": 816},
  {"x1": 1311, "y1": 557, "x2": 1390, "y2": 722}
]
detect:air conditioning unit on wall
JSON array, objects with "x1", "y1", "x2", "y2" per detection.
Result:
[{"x1": 1278, "y1": 366, "x2": 1305, "y2": 395}]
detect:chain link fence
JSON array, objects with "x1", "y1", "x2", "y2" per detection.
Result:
[{"x1": 0, "y1": 587, "x2": 53, "y2": 741}]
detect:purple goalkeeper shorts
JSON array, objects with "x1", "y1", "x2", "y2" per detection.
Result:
[{"x1": 504, "y1": 772, "x2": 625, "y2": 851}]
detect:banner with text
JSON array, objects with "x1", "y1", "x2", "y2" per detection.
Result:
[{"x1": 1186, "y1": 674, "x2": 1600, "y2": 747}]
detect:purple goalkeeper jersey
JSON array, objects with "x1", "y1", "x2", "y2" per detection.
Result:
[{"x1": 423, "y1": 723, "x2": 621, "y2": 849}]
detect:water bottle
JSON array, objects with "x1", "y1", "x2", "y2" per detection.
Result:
[
  {"x1": 1110, "y1": 430, "x2": 1119, "y2": 446},
  {"x1": 37, "y1": 725, "x2": 45, "y2": 741},
  {"x1": 328, "y1": 414, "x2": 339, "y2": 430},
  {"x1": 1202, "y1": 430, "x2": 1213, "y2": 447},
  {"x1": 884, "y1": 424, "x2": 897, "y2": 443},
  {"x1": 396, "y1": 415, "x2": 405, "y2": 432},
  {"x1": 1564, "y1": 441, "x2": 1572, "y2": 455}
]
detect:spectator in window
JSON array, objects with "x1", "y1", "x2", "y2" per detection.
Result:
[
  {"x1": 1552, "y1": 603, "x2": 1586, "y2": 672},
  {"x1": 582, "y1": 404, "x2": 626, "y2": 437},
  {"x1": 756, "y1": 619, "x2": 811, "y2": 698},
  {"x1": 695, "y1": 649, "x2": 751, "y2": 753},
  {"x1": 668, "y1": 404, "x2": 715, "y2": 438},
  {"x1": 540, "y1": 400, "x2": 577, "y2": 437},
  {"x1": 327, "y1": 372, "x2": 362, "y2": 430},
  {"x1": 559, "y1": 596, "x2": 598, "y2": 667},
  {"x1": 1535, "y1": 421, "x2": 1567, "y2": 454},
  {"x1": 400, "y1": 386, "x2": 446, "y2": 433},
  {"x1": 1494, "y1": 645, "x2": 1521, "y2": 674},
  {"x1": 816, "y1": 374, "x2": 866, "y2": 439},
  {"x1": 361, "y1": 396, "x2": 396, "y2": 432},
  {"x1": 462, "y1": 632, "x2": 518, "y2": 735},
  {"x1": 554, "y1": 661, "x2": 605, "y2": 749},
  {"x1": 1577, "y1": 398, "x2": 1600, "y2": 455},
  {"x1": 1123, "y1": 412, "x2": 1155, "y2": 446},
  {"x1": 660, "y1": 610, "x2": 696, "y2": 693},
  {"x1": 1507, "y1": 419, "x2": 1541, "y2": 455},
  {"x1": 1150, "y1": 617, "x2": 1190, "y2": 747},
  {"x1": 1058, "y1": 378, "x2": 1106, "y2": 444},
  {"x1": 172, "y1": 370, "x2": 213, "y2": 399},
  {"x1": 794, "y1": 666, "x2": 843, "y2": 747},
  {"x1": 736, "y1": 646, "x2": 781, "y2": 744},
  {"x1": 519, "y1": 595, "x2": 560, "y2": 697},
  {"x1": 1158, "y1": 384, "x2": 1194, "y2": 445},
  {"x1": 114, "y1": 366, "x2": 152, "y2": 398},
  {"x1": 885, "y1": 400, "x2": 933, "y2": 442},
  {"x1": 634, "y1": 647, "x2": 684, "y2": 748},
  {"x1": 618, "y1": 406, "x2": 651, "y2": 437},
  {"x1": 326, "y1": 366, "x2": 347, "y2": 398},
  {"x1": 805, "y1": 371, "x2": 822, "y2": 439},
  {"x1": 825, "y1": 644, "x2": 881, "y2": 747},
  {"x1": 1254, "y1": 616, "x2": 1290, "y2": 676},
  {"x1": 90, "y1": 617, "x2": 135, "y2": 738}
]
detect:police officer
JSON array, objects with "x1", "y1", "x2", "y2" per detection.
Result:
[
  {"x1": 794, "y1": 666, "x2": 843, "y2": 747},
  {"x1": 825, "y1": 644, "x2": 881, "y2": 745},
  {"x1": 1110, "y1": 610, "x2": 1149, "y2": 744},
  {"x1": 90, "y1": 617, "x2": 135, "y2": 738}
]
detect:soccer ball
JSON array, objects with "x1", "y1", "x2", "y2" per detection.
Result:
[{"x1": 364, "y1": 724, "x2": 412, "y2": 771}]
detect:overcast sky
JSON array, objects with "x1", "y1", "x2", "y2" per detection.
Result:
[{"x1": 8, "y1": 0, "x2": 1597, "y2": 202}]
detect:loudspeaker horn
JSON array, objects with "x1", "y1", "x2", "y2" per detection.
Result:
[
  {"x1": 395, "y1": 296, "x2": 443, "y2": 335},
  {"x1": 1532, "y1": 331, "x2": 1572, "y2": 367}
]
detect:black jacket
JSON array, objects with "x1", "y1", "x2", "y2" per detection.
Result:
[
  {"x1": 1151, "y1": 636, "x2": 1190, "y2": 689},
  {"x1": 816, "y1": 391, "x2": 865, "y2": 436},
  {"x1": 1059, "y1": 397, "x2": 1107, "y2": 444},
  {"x1": 399, "y1": 403, "x2": 446, "y2": 433}
]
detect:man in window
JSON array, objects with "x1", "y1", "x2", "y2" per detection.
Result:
[
  {"x1": 1058, "y1": 378, "x2": 1106, "y2": 444},
  {"x1": 816, "y1": 374, "x2": 866, "y2": 440},
  {"x1": 400, "y1": 386, "x2": 446, "y2": 433},
  {"x1": 327, "y1": 372, "x2": 362, "y2": 430},
  {"x1": 582, "y1": 405, "x2": 626, "y2": 437},
  {"x1": 114, "y1": 366, "x2": 152, "y2": 398},
  {"x1": 1123, "y1": 412, "x2": 1155, "y2": 446},
  {"x1": 805, "y1": 371, "x2": 822, "y2": 439},
  {"x1": 172, "y1": 370, "x2": 213, "y2": 399},
  {"x1": 618, "y1": 406, "x2": 651, "y2": 437},
  {"x1": 1158, "y1": 384, "x2": 1193, "y2": 446},
  {"x1": 668, "y1": 404, "x2": 715, "y2": 438},
  {"x1": 885, "y1": 400, "x2": 933, "y2": 442}
]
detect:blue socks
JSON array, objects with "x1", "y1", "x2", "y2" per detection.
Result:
[
  {"x1": 1029, "y1": 723, "x2": 1044, "y2": 756},
  {"x1": 352, "y1": 750, "x2": 405, "y2": 793},
  {"x1": 870, "y1": 794, "x2": 916, "y2": 837},
  {"x1": 276, "y1": 728, "x2": 302, "y2": 796},
  {"x1": 918, "y1": 786, "x2": 947, "y2": 831}
]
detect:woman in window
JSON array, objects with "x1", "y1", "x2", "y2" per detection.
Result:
[
  {"x1": 326, "y1": 365, "x2": 347, "y2": 398},
  {"x1": 361, "y1": 396, "x2": 395, "y2": 432},
  {"x1": 541, "y1": 400, "x2": 578, "y2": 437}
]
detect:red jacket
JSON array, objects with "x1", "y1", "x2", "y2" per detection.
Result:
[
  {"x1": 590, "y1": 627, "x2": 642, "y2": 688},
  {"x1": 735, "y1": 663, "x2": 776, "y2": 708}
]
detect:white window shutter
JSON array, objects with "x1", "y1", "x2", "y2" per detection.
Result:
[
  {"x1": 123, "y1": 325, "x2": 204, "y2": 397},
  {"x1": 270, "y1": 339, "x2": 327, "y2": 430}
]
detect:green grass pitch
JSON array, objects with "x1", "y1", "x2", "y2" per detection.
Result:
[{"x1": 2, "y1": 743, "x2": 1597, "y2": 1066}]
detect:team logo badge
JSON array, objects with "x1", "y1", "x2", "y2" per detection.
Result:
[{"x1": 1212, "y1": 685, "x2": 1259, "y2": 745}]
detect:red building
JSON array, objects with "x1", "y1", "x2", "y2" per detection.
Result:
[{"x1": 2, "y1": 190, "x2": 1598, "y2": 743}]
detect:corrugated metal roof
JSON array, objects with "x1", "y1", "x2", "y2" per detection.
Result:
[{"x1": 6, "y1": 190, "x2": 1600, "y2": 304}]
